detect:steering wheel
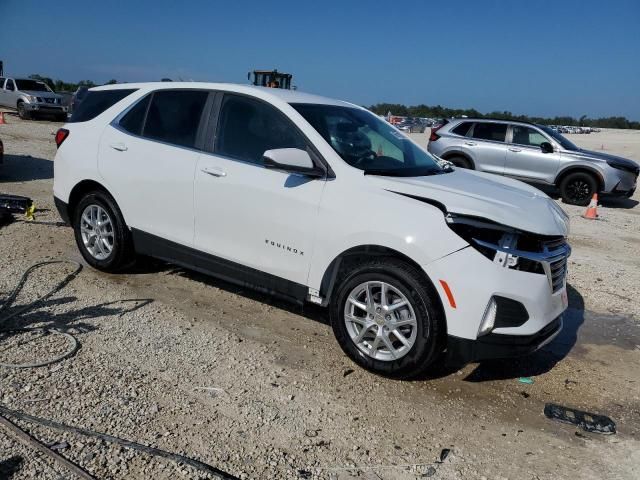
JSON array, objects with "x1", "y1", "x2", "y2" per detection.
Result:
[{"x1": 352, "y1": 149, "x2": 377, "y2": 167}]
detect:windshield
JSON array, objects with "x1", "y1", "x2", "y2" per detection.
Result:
[
  {"x1": 538, "y1": 125, "x2": 579, "y2": 151},
  {"x1": 15, "y1": 79, "x2": 52, "y2": 92},
  {"x1": 291, "y1": 103, "x2": 444, "y2": 177}
]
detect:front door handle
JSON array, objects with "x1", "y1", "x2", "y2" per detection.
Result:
[
  {"x1": 110, "y1": 142, "x2": 128, "y2": 152},
  {"x1": 508, "y1": 147, "x2": 522, "y2": 152},
  {"x1": 465, "y1": 141, "x2": 476, "y2": 146},
  {"x1": 201, "y1": 166, "x2": 227, "y2": 177}
]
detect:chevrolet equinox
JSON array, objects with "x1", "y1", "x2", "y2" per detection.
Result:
[{"x1": 53, "y1": 83, "x2": 571, "y2": 378}]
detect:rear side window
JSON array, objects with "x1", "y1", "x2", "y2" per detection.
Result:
[
  {"x1": 142, "y1": 90, "x2": 208, "y2": 148},
  {"x1": 451, "y1": 122, "x2": 472, "y2": 136},
  {"x1": 216, "y1": 94, "x2": 306, "y2": 165},
  {"x1": 119, "y1": 95, "x2": 151, "y2": 136},
  {"x1": 472, "y1": 122, "x2": 507, "y2": 142},
  {"x1": 69, "y1": 89, "x2": 137, "y2": 123}
]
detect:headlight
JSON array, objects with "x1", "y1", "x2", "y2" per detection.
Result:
[
  {"x1": 606, "y1": 159, "x2": 639, "y2": 174},
  {"x1": 28, "y1": 95, "x2": 40, "y2": 103}
]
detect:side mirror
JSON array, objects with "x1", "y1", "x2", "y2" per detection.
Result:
[
  {"x1": 540, "y1": 142, "x2": 554, "y2": 154},
  {"x1": 263, "y1": 148, "x2": 325, "y2": 178}
]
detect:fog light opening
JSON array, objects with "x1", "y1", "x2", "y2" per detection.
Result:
[{"x1": 478, "y1": 297, "x2": 498, "y2": 336}]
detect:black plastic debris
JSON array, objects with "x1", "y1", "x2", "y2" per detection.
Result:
[
  {"x1": 544, "y1": 403, "x2": 616, "y2": 435},
  {"x1": 0, "y1": 194, "x2": 32, "y2": 215},
  {"x1": 439, "y1": 448, "x2": 451, "y2": 462}
]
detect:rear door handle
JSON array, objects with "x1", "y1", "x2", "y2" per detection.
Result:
[
  {"x1": 508, "y1": 147, "x2": 522, "y2": 152},
  {"x1": 110, "y1": 142, "x2": 128, "y2": 152},
  {"x1": 465, "y1": 141, "x2": 476, "y2": 146},
  {"x1": 201, "y1": 166, "x2": 227, "y2": 177}
]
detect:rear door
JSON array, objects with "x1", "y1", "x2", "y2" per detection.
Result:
[
  {"x1": 468, "y1": 122, "x2": 508, "y2": 175},
  {"x1": 504, "y1": 124, "x2": 561, "y2": 183},
  {"x1": 193, "y1": 93, "x2": 325, "y2": 287},
  {"x1": 98, "y1": 89, "x2": 210, "y2": 246}
]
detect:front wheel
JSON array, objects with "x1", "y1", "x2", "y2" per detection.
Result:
[
  {"x1": 73, "y1": 191, "x2": 135, "y2": 272},
  {"x1": 448, "y1": 156, "x2": 472, "y2": 169},
  {"x1": 559, "y1": 171, "x2": 597, "y2": 206},
  {"x1": 330, "y1": 258, "x2": 444, "y2": 379},
  {"x1": 17, "y1": 102, "x2": 30, "y2": 120}
]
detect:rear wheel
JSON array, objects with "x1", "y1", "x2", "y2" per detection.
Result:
[
  {"x1": 17, "y1": 102, "x2": 30, "y2": 120},
  {"x1": 559, "y1": 171, "x2": 597, "y2": 206},
  {"x1": 330, "y1": 258, "x2": 444, "y2": 379},
  {"x1": 448, "y1": 156, "x2": 472, "y2": 169},
  {"x1": 73, "y1": 191, "x2": 135, "y2": 272}
]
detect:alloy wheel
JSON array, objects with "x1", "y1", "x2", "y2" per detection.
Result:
[
  {"x1": 80, "y1": 204, "x2": 114, "y2": 260},
  {"x1": 566, "y1": 180, "x2": 591, "y2": 203},
  {"x1": 343, "y1": 281, "x2": 418, "y2": 361}
]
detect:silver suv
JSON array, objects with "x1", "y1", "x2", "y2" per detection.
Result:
[
  {"x1": 428, "y1": 118, "x2": 639, "y2": 205},
  {"x1": 0, "y1": 77, "x2": 68, "y2": 121}
]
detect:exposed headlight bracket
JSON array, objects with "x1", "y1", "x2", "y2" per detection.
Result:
[{"x1": 494, "y1": 232, "x2": 519, "y2": 268}]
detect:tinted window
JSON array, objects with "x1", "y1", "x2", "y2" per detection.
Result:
[
  {"x1": 0, "y1": 78, "x2": 5, "y2": 89},
  {"x1": 511, "y1": 125, "x2": 548, "y2": 147},
  {"x1": 6, "y1": 79, "x2": 15, "y2": 91},
  {"x1": 142, "y1": 90, "x2": 208, "y2": 148},
  {"x1": 217, "y1": 94, "x2": 306, "y2": 165},
  {"x1": 472, "y1": 122, "x2": 507, "y2": 142},
  {"x1": 119, "y1": 95, "x2": 150, "y2": 136},
  {"x1": 451, "y1": 121, "x2": 472, "y2": 136},
  {"x1": 70, "y1": 89, "x2": 137, "y2": 123}
]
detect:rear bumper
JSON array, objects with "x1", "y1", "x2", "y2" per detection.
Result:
[
  {"x1": 54, "y1": 196, "x2": 71, "y2": 224},
  {"x1": 446, "y1": 316, "x2": 563, "y2": 363}
]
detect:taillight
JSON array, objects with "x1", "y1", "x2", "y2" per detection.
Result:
[
  {"x1": 55, "y1": 128, "x2": 69, "y2": 148},
  {"x1": 430, "y1": 124, "x2": 443, "y2": 142}
]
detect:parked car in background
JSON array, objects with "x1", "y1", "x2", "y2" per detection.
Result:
[
  {"x1": 54, "y1": 83, "x2": 571, "y2": 378},
  {"x1": 428, "y1": 118, "x2": 639, "y2": 205},
  {"x1": 0, "y1": 77, "x2": 68, "y2": 121}
]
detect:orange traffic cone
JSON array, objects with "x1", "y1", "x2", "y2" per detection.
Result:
[
  {"x1": 0, "y1": 112, "x2": 6, "y2": 125},
  {"x1": 583, "y1": 193, "x2": 599, "y2": 219}
]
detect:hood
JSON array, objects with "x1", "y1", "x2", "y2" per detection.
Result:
[
  {"x1": 373, "y1": 169, "x2": 569, "y2": 236},
  {"x1": 23, "y1": 90, "x2": 61, "y2": 99},
  {"x1": 565, "y1": 149, "x2": 639, "y2": 171}
]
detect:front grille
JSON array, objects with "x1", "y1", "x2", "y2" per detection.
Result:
[
  {"x1": 44, "y1": 98, "x2": 58, "y2": 104},
  {"x1": 542, "y1": 239, "x2": 569, "y2": 293}
]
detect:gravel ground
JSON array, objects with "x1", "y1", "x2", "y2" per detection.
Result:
[{"x1": 0, "y1": 114, "x2": 639, "y2": 479}]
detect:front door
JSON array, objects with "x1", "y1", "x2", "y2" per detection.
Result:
[
  {"x1": 98, "y1": 89, "x2": 210, "y2": 246},
  {"x1": 194, "y1": 93, "x2": 325, "y2": 286},
  {"x1": 504, "y1": 125, "x2": 561, "y2": 183}
]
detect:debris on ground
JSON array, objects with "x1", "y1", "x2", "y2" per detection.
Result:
[
  {"x1": 544, "y1": 403, "x2": 616, "y2": 434},
  {"x1": 518, "y1": 377, "x2": 534, "y2": 384}
]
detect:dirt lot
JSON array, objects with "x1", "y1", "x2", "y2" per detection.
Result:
[{"x1": 0, "y1": 114, "x2": 639, "y2": 479}]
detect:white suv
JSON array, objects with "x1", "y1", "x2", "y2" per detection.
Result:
[{"x1": 53, "y1": 83, "x2": 571, "y2": 378}]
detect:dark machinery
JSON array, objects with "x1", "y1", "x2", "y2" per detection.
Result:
[{"x1": 248, "y1": 69, "x2": 293, "y2": 90}]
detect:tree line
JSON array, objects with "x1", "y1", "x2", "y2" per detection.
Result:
[
  {"x1": 368, "y1": 103, "x2": 640, "y2": 130},
  {"x1": 27, "y1": 74, "x2": 118, "y2": 93}
]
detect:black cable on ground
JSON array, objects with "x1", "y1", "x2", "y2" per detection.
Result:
[
  {"x1": 0, "y1": 406, "x2": 239, "y2": 479},
  {"x1": 0, "y1": 260, "x2": 82, "y2": 368}
]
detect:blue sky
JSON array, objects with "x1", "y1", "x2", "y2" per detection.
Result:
[{"x1": 1, "y1": 0, "x2": 639, "y2": 119}]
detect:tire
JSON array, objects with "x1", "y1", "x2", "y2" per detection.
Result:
[
  {"x1": 448, "y1": 156, "x2": 472, "y2": 169},
  {"x1": 17, "y1": 102, "x2": 30, "y2": 120},
  {"x1": 559, "y1": 171, "x2": 597, "y2": 206},
  {"x1": 72, "y1": 190, "x2": 135, "y2": 272},
  {"x1": 330, "y1": 257, "x2": 444, "y2": 379}
]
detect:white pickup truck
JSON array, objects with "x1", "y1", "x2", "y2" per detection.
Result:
[{"x1": 0, "y1": 77, "x2": 68, "y2": 120}]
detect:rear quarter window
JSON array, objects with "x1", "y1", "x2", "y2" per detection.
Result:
[
  {"x1": 69, "y1": 89, "x2": 137, "y2": 123},
  {"x1": 451, "y1": 122, "x2": 472, "y2": 136}
]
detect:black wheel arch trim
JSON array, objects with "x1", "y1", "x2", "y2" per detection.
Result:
[
  {"x1": 555, "y1": 166, "x2": 605, "y2": 191},
  {"x1": 440, "y1": 151, "x2": 475, "y2": 168}
]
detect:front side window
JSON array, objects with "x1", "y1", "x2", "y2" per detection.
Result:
[
  {"x1": 216, "y1": 94, "x2": 306, "y2": 165},
  {"x1": 511, "y1": 125, "x2": 548, "y2": 147},
  {"x1": 143, "y1": 90, "x2": 208, "y2": 148},
  {"x1": 292, "y1": 103, "x2": 443, "y2": 177},
  {"x1": 70, "y1": 89, "x2": 137, "y2": 123},
  {"x1": 472, "y1": 122, "x2": 507, "y2": 142},
  {"x1": 15, "y1": 79, "x2": 51, "y2": 92},
  {"x1": 5, "y1": 79, "x2": 15, "y2": 91}
]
